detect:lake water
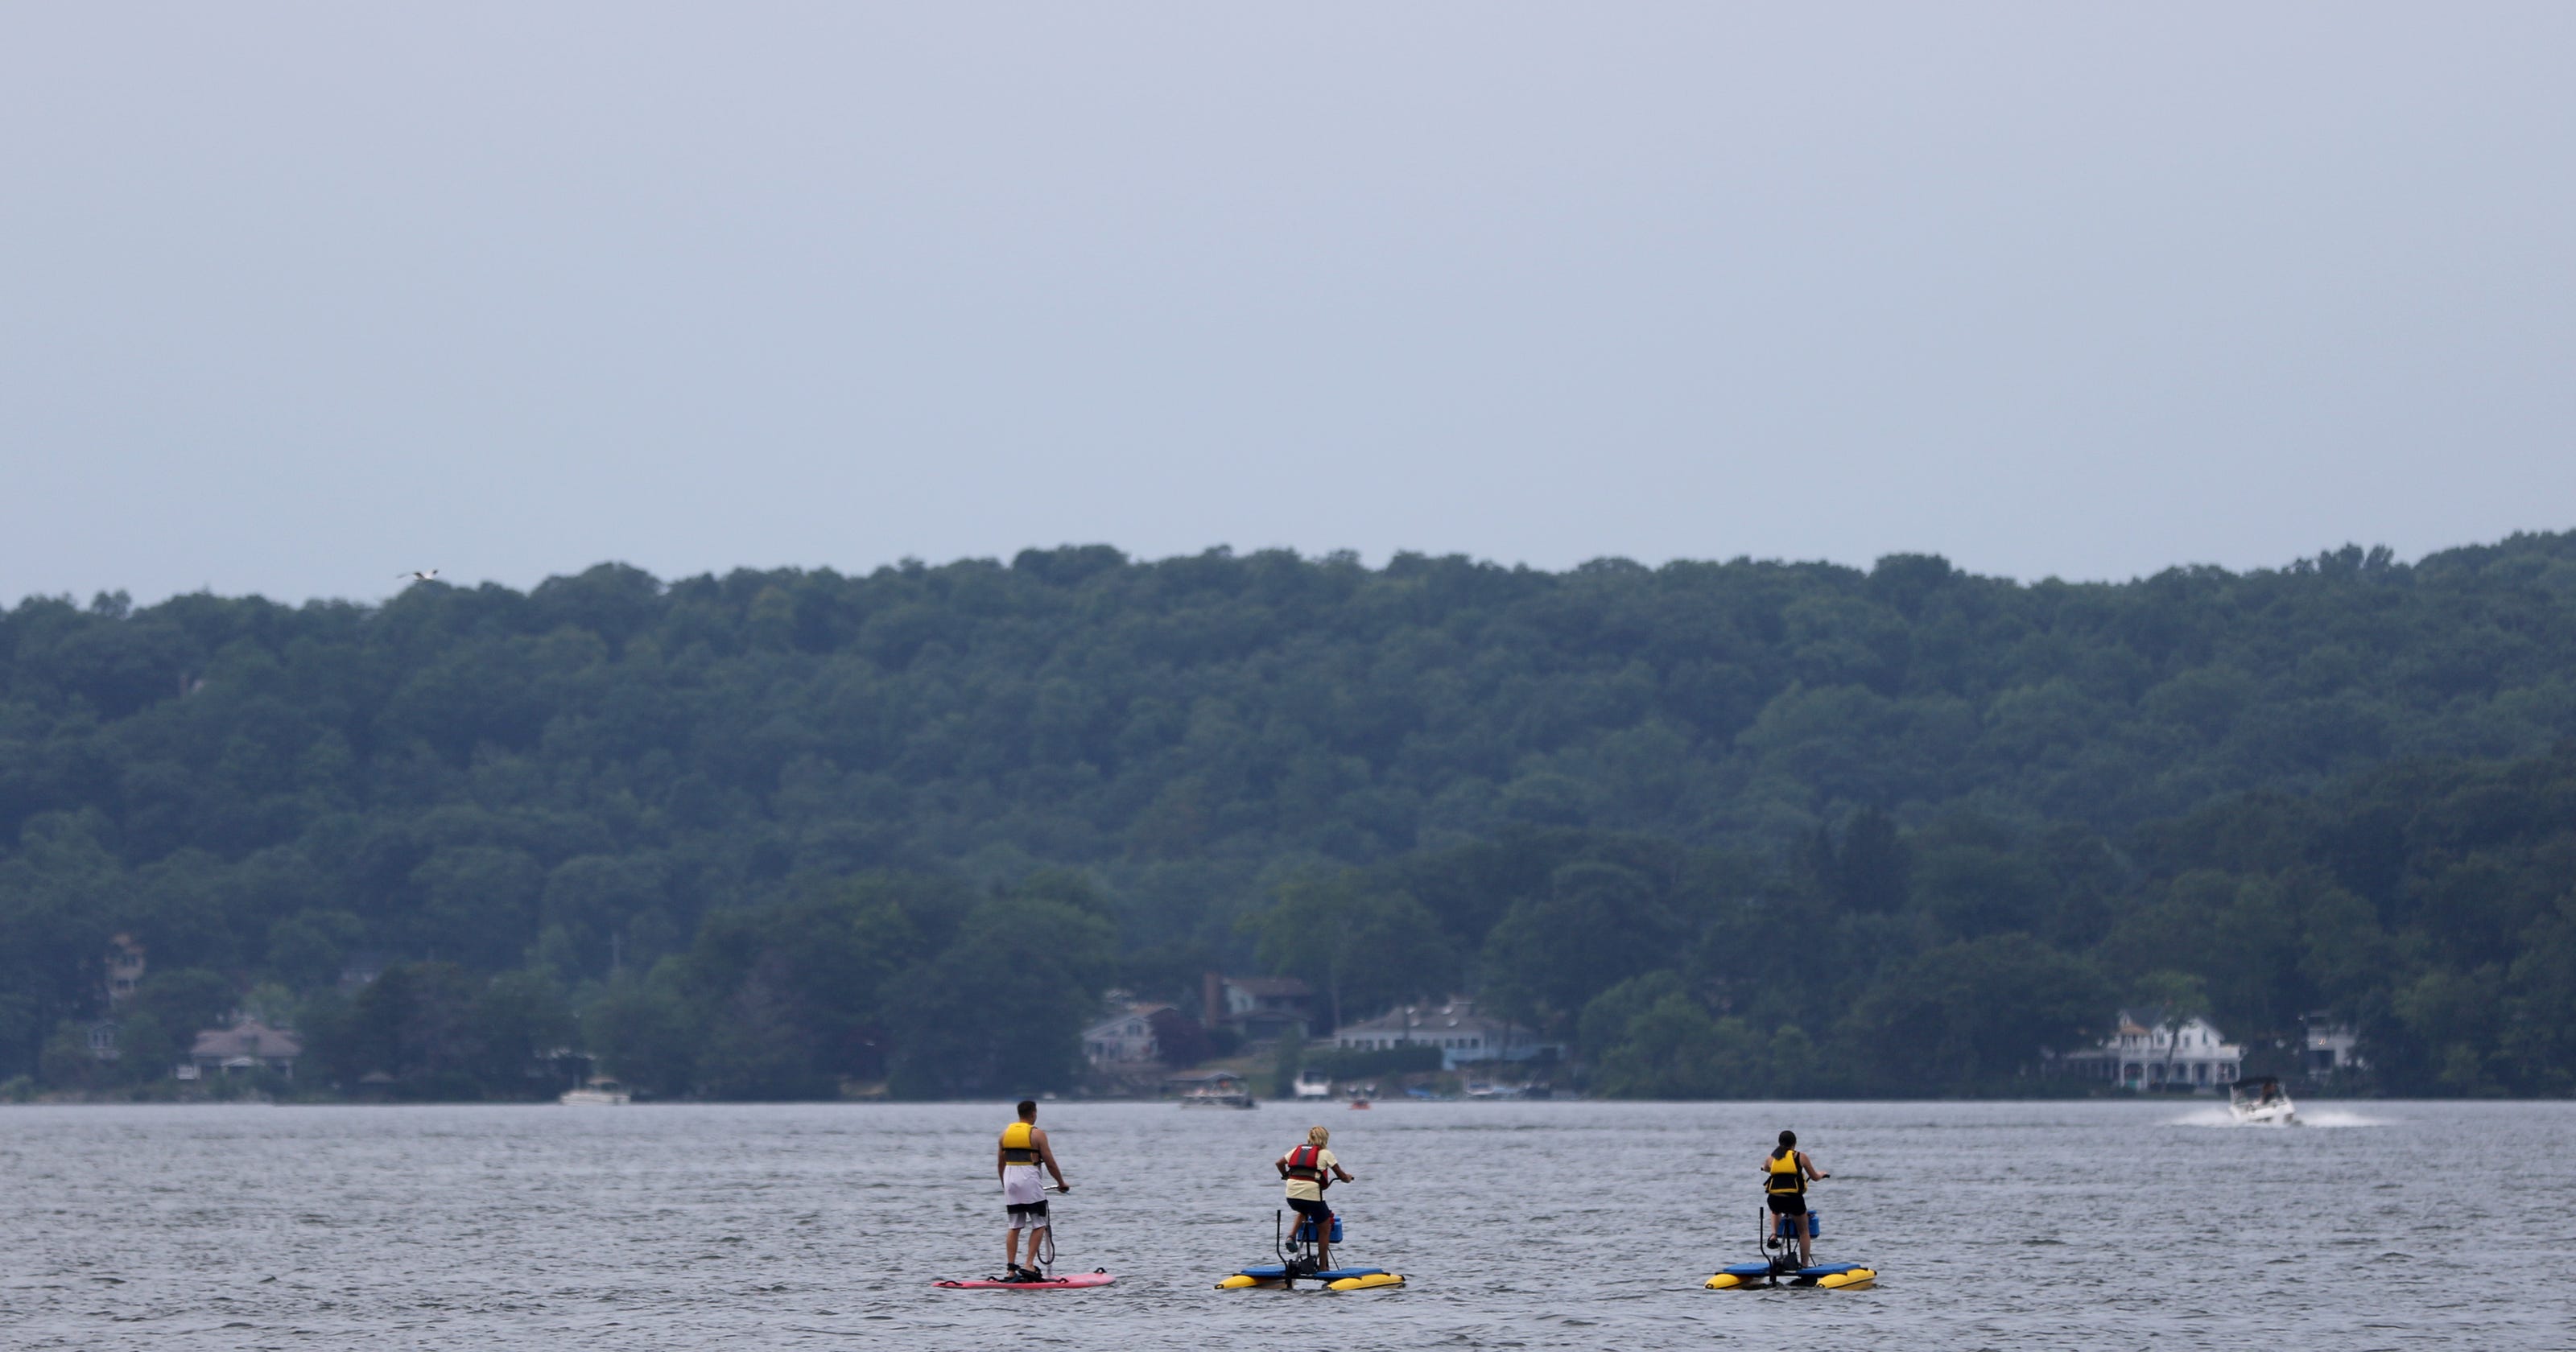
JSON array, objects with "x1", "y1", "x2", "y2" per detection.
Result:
[{"x1": 2, "y1": 1098, "x2": 2569, "y2": 1350}]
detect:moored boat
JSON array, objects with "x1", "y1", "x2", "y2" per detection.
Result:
[
  {"x1": 1169, "y1": 1069, "x2": 1258, "y2": 1108},
  {"x1": 559, "y1": 1077, "x2": 630, "y2": 1106}
]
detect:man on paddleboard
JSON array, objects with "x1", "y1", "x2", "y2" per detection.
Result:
[
  {"x1": 999, "y1": 1099, "x2": 1070, "y2": 1282},
  {"x1": 1277, "y1": 1125, "x2": 1357, "y2": 1273},
  {"x1": 1761, "y1": 1129, "x2": 1829, "y2": 1267}
]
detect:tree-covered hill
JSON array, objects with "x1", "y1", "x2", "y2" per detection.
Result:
[{"x1": 5, "y1": 531, "x2": 2575, "y2": 1097}]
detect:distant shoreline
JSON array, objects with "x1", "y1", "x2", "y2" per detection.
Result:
[{"x1": 0, "y1": 1092, "x2": 2470, "y2": 1108}]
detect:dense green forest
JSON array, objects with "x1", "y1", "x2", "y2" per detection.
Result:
[{"x1": 5, "y1": 533, "x2": 2575, "y2": 1098}]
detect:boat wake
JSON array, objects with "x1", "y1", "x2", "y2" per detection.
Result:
[{"x1": 2169, "y1": 1106, "x2": 2384, "y2": 1128}]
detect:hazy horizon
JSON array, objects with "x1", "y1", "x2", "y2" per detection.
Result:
[
  {"x1": 16, "y1": 526, "x2": 2560, "y2": 612},
  {"x1": 6, "y1": 4, "x2": 2572, "y2": 607}
]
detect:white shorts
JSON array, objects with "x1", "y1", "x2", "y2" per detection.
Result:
[{"x1": 1001, "y1": 1165, "x2": 1048, "y2": 1207}]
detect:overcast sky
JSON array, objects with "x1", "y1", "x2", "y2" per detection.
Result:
[{"x1": 4, "y1": 4, "x2": 2570, "y2": 605}]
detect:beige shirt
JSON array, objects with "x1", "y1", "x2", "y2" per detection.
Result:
[{"x1": 1281, "y1": 1147, "x2": 1339, "y2": 1202}]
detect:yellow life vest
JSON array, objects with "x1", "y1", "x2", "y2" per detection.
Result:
[
  {"x1": 1765, "y1": 1150, "x2": 1804, "y2": 1195},
  {"x1": 1000, "y1": 1121, "x2": 1041, "y2": 1165}
]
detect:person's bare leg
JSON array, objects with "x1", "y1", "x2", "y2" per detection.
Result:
[
  {"x1": 1798, "y1": 1214, "x2": 1813, "y2": 1266},
  {"x1": 1006, "y1": 1226, "x2": 1021, "y2": 1272}
]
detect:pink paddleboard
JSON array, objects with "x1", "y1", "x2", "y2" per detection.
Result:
[{"x1": 934, "y1": 1272, "x2": 1117, "y2": 1290}]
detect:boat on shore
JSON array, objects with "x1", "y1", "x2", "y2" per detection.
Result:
[{"x1": 559, "y1": 1078, "x2": 631, "y2": 1106}]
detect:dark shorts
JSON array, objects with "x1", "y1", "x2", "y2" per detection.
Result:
[
  {"x1": 1766, "y1": 1193, "x2": 1808, "y2": 1217},
  {"x1": 1287, "y1": 1196, "x2": 1334, "y2": 1225},
  {"x1": 1005, "y1": 1200, "x2": 1049, "y2": 1219}
]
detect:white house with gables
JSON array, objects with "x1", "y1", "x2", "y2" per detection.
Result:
[
  {"x1": 2057, "y1": 1011, "x2": 2241, "y2": 1090},
  {"x1": 1330, "y1": 999, "x2": 1546, "y2": 1070},
  {"x1": 1081, "y1": 1004, "x2": 1171, "y2": 1066}
]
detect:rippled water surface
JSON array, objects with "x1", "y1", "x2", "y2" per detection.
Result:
[{"x1": 3, "y1": 1098, "x2": 2570, "y2": 1350}]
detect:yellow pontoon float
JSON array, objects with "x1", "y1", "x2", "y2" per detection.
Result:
[{"x1": 1216, "y1": 1210, "x2": 1406, "y2": 1292}]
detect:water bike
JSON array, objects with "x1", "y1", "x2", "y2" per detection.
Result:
[
  {"x1": 1216, "y1": 1209, "x2": 1406, "y2": 1291},
  {"x1": 934, "y1": 1188, "x2": 1117, "y2": 1291},
  {"x1": 1703, "y1": 1208, "x2": 1876, "y2": 1290}
]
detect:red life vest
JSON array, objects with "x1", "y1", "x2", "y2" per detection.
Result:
[{"x1": 1284, "y1": 1144, "x2": 1330, "y2": 1185}]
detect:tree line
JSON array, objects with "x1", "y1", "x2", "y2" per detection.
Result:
[
  {"x1": 3, "y1": 532, "x2": 2574, "y2": 1097},
  {"x1": 1247, "y1": 738, "x2": 2576, "y2": 1098}
]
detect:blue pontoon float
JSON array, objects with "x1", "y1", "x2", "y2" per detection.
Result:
[{"x1": 1704, "y1": 1209, "x2": 1876, "y2": 1290}]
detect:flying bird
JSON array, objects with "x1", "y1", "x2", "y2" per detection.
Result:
[{"x1": 399, "y1": 569, "x2": 440, "y2": 583}]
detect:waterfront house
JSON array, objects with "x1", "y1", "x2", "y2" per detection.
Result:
[
  {"x1": 105, "y1": 934, "x2": 147, "y2": 1005},
  {"x1": 188, "y1": 1019, "x2": 303, "y2": 1079},
  {"x1": 2056, "y1": 1012, "x2": 2240, "y2": 1090},
  {"x1": 2304, "y1": 1016, "x2": 2366, "y2": 1074},
  {"x1": 1329, "y1": 999, "x2": 1546, "y2": 1070},
  {"x1": 1202, "y1": 973, "x2": 1315, "y2": 1041},
  {"x1": 1081, "y1": 1004, "x2": 1172, "y2": 1066}
]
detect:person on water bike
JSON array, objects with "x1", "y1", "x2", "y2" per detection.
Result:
[
  {"x1": 1277, "y1": 1125, "x2": 1358, "y2": 1274},
  {"x1": 1761, "y1": 1129, "x2": 1830, "y2": 1267},
  {"x1": 998, "y1": 1099, "x2": 1070, "y2": 1282}
]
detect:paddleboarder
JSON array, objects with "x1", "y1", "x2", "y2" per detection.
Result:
[
  {"x1": 999, "y1": 1099, "x2": 1070, "y2": 1282},
  {"x1": 1760, "y1": 1129, "x2": 1829, "y2": 1267},
  {"x1": 1277, "y1": 1125, "x2": 1357, "y2": 1274}
]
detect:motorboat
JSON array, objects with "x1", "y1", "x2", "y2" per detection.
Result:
[
  {"x1": 1292, "y1": 1070, "x2": 1333, "y2": 1100},
  {"x1": 2227, "y1": 1076, "x2": 2298, "y2": 1125},
  {"x1": 559, "y1": 1077, "x2": 631, "y2": 1106}
]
